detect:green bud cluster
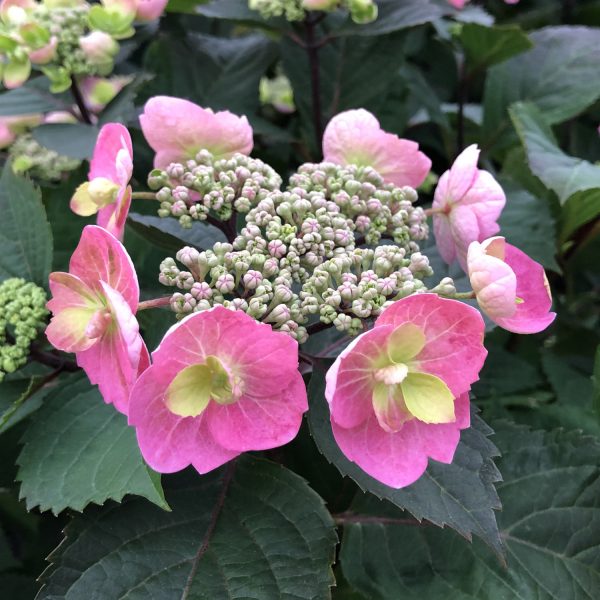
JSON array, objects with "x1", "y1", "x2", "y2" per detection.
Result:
[
  {"x1": 147, "y1": 150, "x2": 282, "y2": 228},
  {"x1": 0, "y1": 278, "x2": 48, "y2": 382},
  {"x1": 247, "y1": 0, "x2": 377, "y2": 24},
  {"x1": 158, "y1": 155, "x2": 431, "y2": 341},
  {"x1": 9, "y1": 133, "x2": 81, "y2": 182}
]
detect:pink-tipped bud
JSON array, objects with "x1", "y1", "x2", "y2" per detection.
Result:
[{"x1": 79, "y1": 31, "x2": 118, "y2": 65}]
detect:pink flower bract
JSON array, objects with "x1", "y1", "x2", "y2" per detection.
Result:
[
  {"x1": 46, "y1": 225, "x2": 149, "y2": 413},
  {"x1": 432, "y1": 144, "x2": 506, "y2": 270},
  {"x1": 70, "y1": 123, "x2": 133, "y2": 241},
  {"x1": 128, "y1": 307, "x2": 308, "y2": 474},
  {"x1": 135, "y1": 0, "x2": 168, "y2": 20},
  {"x1": 325, "y1": 294, "x2": 487, "y2": 488},
  {"x1": 468, "y1": 237, "x2": 556, "y2": 334},
  {"x1": 139, "y1": 96, "x2": 254, "y2": 169},
  {"x1": 322, "y1": 108, "x2": 431, "y2": 189}
]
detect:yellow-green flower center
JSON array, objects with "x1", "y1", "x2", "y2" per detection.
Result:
[{"x1": 165, "y1": 355, "x2": 241, "y2": 418}]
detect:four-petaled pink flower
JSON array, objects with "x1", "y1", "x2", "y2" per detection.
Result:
[
  {"x1": 128, "y1": 307, "x2": 308, "y2": 474},
  {"x1": 46, "y1": 225, "x2": 149, "y2": 414},
  {"x1": 322, "y1": 108, "x2": 431, "y2": 189},
  {"x1": 468, "y1": 237, "x2": 556, "y2": 334},
  {"x1": 70, "y1": 123, "x2": 133, "y2": 241},
  {"x1": 431, "y1": 144, "x2": 506, "y2": 270},
  {"x1": 325, "y1": 294, "x2": 486, "y2": 488},
  {"x1": 140, "y1": 96, "x2": 254, "y2": 169}
]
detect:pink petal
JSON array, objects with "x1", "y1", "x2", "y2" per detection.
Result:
[
  {"x1": 468, "y1": 238, "x2": 517, "y2": 319},
  {"x1": 139, "y1": 96, "x2": 253, "y2": 169},
  {"x1": 128, "y1": 367, "x2": 239, "y2": 473},
  {"x1": 89, "y1": 123, "x2": 133, "y2": 184},
  {"x1": 375, "y1": 294, "x2": 487, "y2": 398},
  {"x1": 445, "y1": 144, "x2": 480, "y2": 201},
  {"x1": 207, "y1": 371, "x2": 307, "y2": 451},
  {"x1": 135, "y1": 0, "x2": 168, "y2": 20},
  {"x1": 432, "y1": 212, "x2": 457, "y2": 265},
  {"x1": 448, "y1": 204, "x2": 482, "y2": 270},
  {"x1": 331, "y1": 393, "x2": 470, "y2": 489},
  {"x1": 325, "y1": 325, "x2": 394, "y2": 429},
  {"x1": 76, "y1": 282, "x2": 147, "y2": 414},
  {"x1": 68, "y1": 225, "x2": 139, "y2": 312},
  {"x1": 96, "y1": 185, "x2": 132, "y2": 241},
  {"x1": 322, "y1": 109, "x2": 431, "y2": 188},
  {"x1": 494, "y1": 244, "x2": 556, "y2": 334}
]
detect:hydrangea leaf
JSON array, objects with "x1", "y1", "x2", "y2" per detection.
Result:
[
  {"x1": 16, "y1": 374, "x2": 168, "y2": 515},
  {"x1": 339, "y1": 422, "x2": 600, "y2": 600},
  {"x1": 37, "y1": 457, "x2": 337, "y2": 599},
  {"x1": 307, "y1": 360, "x2": 503, "y2": 555}
]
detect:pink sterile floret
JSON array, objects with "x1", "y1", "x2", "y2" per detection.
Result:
[
  {"x1": 46, "y1": 225, "x2": 149, "y2": 414},
  {"x1": 468, "y1": 237, "x2": 556, "y2": 334},
  {"x1": 432, "y1": 144, "x2": 506, "y2": 270},
  {"x1": 139, "y1": 96, "x2": 254, "y2": 169},
  {"x1": 128, "y1": 306, "x2": 308, "y2": 474},
  {"x1": 70, "y1": 123, "x2": 133, "y2": 241},
  {"x1": 135, "y1": 0, "x2": 168, "y2": 20},
  {"x1": 325, "y1": 293, "x2": 487, "y2": 488},
  {"x1": 322, "y1": 109, "x2": 431, "y2": 189}
]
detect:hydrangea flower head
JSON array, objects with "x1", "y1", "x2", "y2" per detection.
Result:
[
  {"x1": 46, "y1": 225, "x2": 149, "y2": 413},
  {"x1": 322, "y1": 109, "x2": 431, "y2": 189},
  {"x1": 468, "y1": 237, "x2": 556, "y2": 334},
  {"x1": 70, "y1": 123, "x2": 133, "y2": 240},
  {"x1": 140, "y1": 96, "x2": 254, "y2": 169},
  {"x1": 432, "y1": 145, "x2": 506, "y2": 270},
  {"x1": 128, "y1": 307, "x2": 307, "y2": 474},
  {"x1": 325, "y1": 294, "x2": 486, "y2": 488}
]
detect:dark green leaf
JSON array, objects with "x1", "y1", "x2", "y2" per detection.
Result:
[
  {"x1": 338, "y1": 0, "x2": 446, "y2": 37},
  {"x1": 0, "y1": 79, "x2": 67, "y2": 116},
  {"x1": 196, "y1": 0, "x2": 274, "y2": 23},
  {"x1": 484, "y1": 27, "x2": 600, "y2": 148},
  {"x1": 38, "y1": 457, "x2": 337, "y2": 599},
  {"x1": 458, "y1": 23, "x2": 532, "y2": 71},
  {"x1": 127, "y1": 213, "x2": 226, "y2": 252},
  {"x1": 0, "y1": 164, "x2": 53, "y2": 287},
  {"x1": 17, "y1": 374, "x2": 168, "y2": 514},
  {"x1": 307, "y1": 361, "x2": 502, "y2": 553},
  {"x1": 32, "y1": 124, "x2": 98, "y2": 160},
  {"x1": 98, "y1": 75, "x2": 153, "y2": 126},
  {"x1": 340, "y1": 423, "x2": 600, "y2": 599}
]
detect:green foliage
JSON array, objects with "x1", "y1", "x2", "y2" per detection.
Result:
[
  {"x1": 37, "y1": 457, "x2": 337, "y2": 599},
  {"x1": 0, "y1": 164, "x2": 53, "y2": 287},
  {"x1": 32, "y1": 123, "x2": 98, "y2": 160},
  {"x1": 17, "y1": 374, "x2": 168, "y2": 514},
  {"x1": 339, "y1": 423, "x2": 600, "y2": 599}
]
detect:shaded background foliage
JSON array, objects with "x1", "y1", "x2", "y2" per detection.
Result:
[{"x1": 0, "y1": 0, "x2": 599, "y2": 598}]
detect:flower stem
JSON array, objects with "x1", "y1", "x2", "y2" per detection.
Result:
[
  {"x1": 137, "y1": 296, "x2": 172, "y2": 311},
  {"x1": 449, "y1": 291, "x2": 476, "y2": 300},
  {"x1": 70, "y1": 77, "x2": 92, "y2": 125},
  {"x1": 332, "y1": 512, "x2": 428, "y2": 527},
  {"x1": 304, "y1": 15, "x2": 324, "y2": 152},
  {"x1": 131, "y1": 191, "x2": 158, "y2": 201}
]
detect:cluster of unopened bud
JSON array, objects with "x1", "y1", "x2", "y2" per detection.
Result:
[
  {"x1": 157, "y1": 154, "x2": 433, "y2": 341},
  {"x1": 0, "y1": 278, "x2": 48, "y2": 382},
  {"x1": 10, "y1": 133, "x2": 81, "y2": 182},
  {"x1": 148, "y1": 150, "x2": 282, "y2": 228},
  {"x1": 248, "y1": 0, "x2": 377, "y2": 24},
  {"x1": 300, "y1": 246, "x2": 432, "y2": 333}
]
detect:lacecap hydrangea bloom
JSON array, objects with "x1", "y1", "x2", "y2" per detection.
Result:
[
  {"x1": 325, "y1": 294, "x2": 487, "y2": 488},
  {"x1": 128, "y1": 307, "x2": 308, "y2": 474},
  {"x1": 322, "y1": 109, "x2": 431, "y2": 189},
  {"x1": 70, "y1": 123, "x2": 133, "y2": 241},
  {"x1": 46, "y1": 225, "x2": 148, "y2": 414},
  {"x1": 431, "y1": 144, "x2": 506, "y2": 270},
  {"x1": 467, "y1": 237, "x2": 556, "y2": 334}
]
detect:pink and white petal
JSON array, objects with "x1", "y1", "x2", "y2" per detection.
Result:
[
  {"x1": 128, "y1": 367, "x2": 239, "y2": 473},
  {"x1": 460, "y1": 170, "x2": 506, "y2": 239},
  {"x1": 448, "y1": 204, "x2": 481, "y2": 270},
  {"x1": 494, "y1": 244, "x2": 556, "y2": 334},
  {"x1": 46, "y1": 307, "x2": 97, "y2": 353},
  {"x1": 326, "y1": 325, "x2": 394, "y2": 429},
  {"x1": 47, "y1": 271, "x2": 98, "y2": 314},
  {"x1": 69, "y1": 225, "x2": 139, "y2": 311},
  {"x1": 373, "y1": 134, "x2": 431, "y2": 188},
  {"x1": 445, "y1": 145, "x2": 480, "y2": 201},
  {"x1": 89, "y1": 123, "x2": 133, "y2": 183},
  {"x1": 376, "y1": 294, "x2": 486, "y2": 397},
  {"x1": 135, "y1": 0, "x2": 168, "y2": 20},
  {"x1": 207, "y1": 371, "x2": 307, "y2": 452},
  {"x1": 322, "y1": 109, "x2": 381, "y2": 165},
  {"x1": 432, "y1": 213, "x2": 457, "y2": 265},
  {"x1": 96, "y1": 185, "x2": 131, "y2": 241}
]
